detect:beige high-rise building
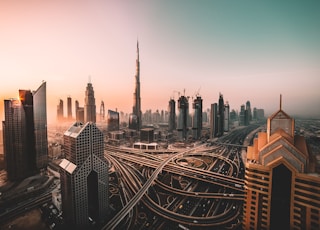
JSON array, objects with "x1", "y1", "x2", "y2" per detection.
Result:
[
  {"x1": 243, "y1": 96, "x2": 320, "y2": 230},
  {"x1": 84, "y1": 81, "x2": 96, "y2": 123}
]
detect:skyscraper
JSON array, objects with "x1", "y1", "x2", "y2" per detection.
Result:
[
  {"x1": 67, "y1": 96, "x2": 72, "y2": 120},
  {"x1": 3, "y1": 82, "x2": 48, "y2": 181},
  {"x1": 177, "y1": 95, "x2": 189, "y2": 141},
  {"x1": 84, "y1": 81, "x2": 96, "y2": 123},
  {"x1": 130, "y1": 41, "x2": 142, "y2": 131},
  {"x1": 192, "y1": 96, "x2": 202, "y2": 139},
  {"x1": 57, "y1": 99, "x2": 64, "y2": 121},
  {"x1": 59, "y1": 122, "x2": 109, "y2": 228},
  {"x1": 210, "y1": 103, "x2": 218, "y2": 138},
  {"x1": 218, "y1": 93, "x2": 224, "y2": 136},
  {"x1": 168, "y1": 98, "x2": 176, "y2": 132},
  {"x1": 224, "y1": 101, "x2": 230, "y2": 132},
  {"x1": 33, "y1": 82, "x2": 48, "y2": 169},
  {"x1": 100, "y1": 100, "x2": 105, "y2": 121},
  {"x1": 239, "y1": 104, "x2": 245, "y2": 126},
  {"x1": 243, "y1": 96, "x2": 320, "y2": 230},
  {"x1": 246, "y1": 100, "x2": 252, "y2": 122},
  {"x1": 75, "y1": 100, "x2": 79, "y2": 119},
  {"x1": 107, "y1": 109, "x2": 119, "y2": 132}
]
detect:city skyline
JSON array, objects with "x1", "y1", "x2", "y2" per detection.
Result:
[{"x1": 1, "y1": 0, "x2": 320, "y2": 124}]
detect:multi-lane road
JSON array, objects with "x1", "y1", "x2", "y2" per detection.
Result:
[{"x1": 104, "y1": 124, "x2": 259, "y2": 229}]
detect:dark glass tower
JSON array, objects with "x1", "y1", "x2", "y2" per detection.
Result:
[
  {"x1": 84, "y1": 81, "x2": 96, "y2": 123},
  {"x1": 33, "y1": 82, "x2": 48, "y2": 169},
  {"x1": 218, "y1": 93, "x2": 224, "y2": 136},
  {"x1": 57, "y1": 99, "x2": 64, "y2": 121},
  {"x1": 177, "y1": 95, "x2": 189, "y2": 141},
  {"x1": 210, "y1": 103, "x2": 218, "y2": 138},
  {"x1": 168, "y1": 98, "x2": 176, "y2": 132},
  {"x1": 130, "y1": 41, "x2": 142, "y2": 131},
  {"x1": 3, "y1": 82, "x2": 48, "y2": 181},
  {"x1": 192, "y1": 96, "x2": 202, "y2": 139},
  {"x1": 67, "y1": 96, "x2": 72, "y2": 120},
  {"x1": 3, "y1": 97, "x2": 35, "y2": 181}
]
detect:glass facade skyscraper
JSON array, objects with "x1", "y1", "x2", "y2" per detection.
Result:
[
  {"x1": 2, "y1": 81, "x2": 48, "y2": 181},
  {"x1": 177, "y1": 95, "x2": 189, "y2": 141},
  {"x1": 192, "y1": 96, "x2": 202, "y2": 139},
  {"x1": 33, "y1": 82, "x2": 48, "y2": 169}
]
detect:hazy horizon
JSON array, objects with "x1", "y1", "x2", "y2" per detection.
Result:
[{"x1": 1, "y1": 0, "x2": 319, "y2": 124}]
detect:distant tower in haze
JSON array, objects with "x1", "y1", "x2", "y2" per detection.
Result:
[
  {"x1": 84, "y1": 79, "x2": 96, "y2": 123},
  {"x1": 210, "y1": 103, "x2": 218, "y2": 138},
  {"x1": 107, "y1": 110, "x2": 119, "y2": 132},
  {"x1": 3, "y1": 81, "x2": 48, "y2": 181},
  {"x1": 75, "y1": 100, "x2": 79, "y2": 119},
  {"x1": 130, "y1": 41, "x2": 142, "y2": 131},
  {"x1": 192, "y1": 96, "x2": 202, "y2": 139},
  {"x1": 246, "y1": 100, "x2": 252, "y2": 122},
  {"x1": 59, "y1": 122, "x2": 109, "y2": 227},
  {"x1": 67, "y1": 96, "x2": 72, "y2": 120},
  {"x1": 224, "y1": 101, "x2": 230, "y2": 132},
  {"x1": 57, "y1": 99, "x2": 64, "y2": 121},
  {"x1": 168, "y1": 98, "x2": 176, "y2": 132},
  {"x1": 75, "y1": 100, "x2": 84, "y2": 123},
  {"x1": 177, "y1": 95, "x2": 189, "y2": 141},
  {"x1": 100, "y1": 101, "x2": 105, "y2": 121},
  {"x1": 218, "y1": 93, "x2": 224, "y2": 136},
  {"x1": 240, "y1": 104, "x2": 246, "y2": 126}
]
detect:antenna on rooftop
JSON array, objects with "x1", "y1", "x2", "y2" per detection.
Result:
[
  {"x1": 280, "y1": 94, "x2": 282, "y2": 110},
  {"x1": 88, "y1": 75, "x2": 91, "y2": 84}
]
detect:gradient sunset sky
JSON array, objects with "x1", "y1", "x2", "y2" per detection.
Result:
[{"x1": 1, "y1": 0, "x2": 319, "y2": 124}]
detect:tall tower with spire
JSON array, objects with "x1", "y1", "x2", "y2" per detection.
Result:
[
  {"x1": 130, "y1": 41, "x2": 142, "y2": 130},
  {"x1": 84, "y1": 77, "x2": 96, "y2": 123}
]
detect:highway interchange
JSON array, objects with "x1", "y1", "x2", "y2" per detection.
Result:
[
  {"x1": 1, "y1": 119, "x2": 319, "y2": 229},
  {"x1": 103, "y1": 124, "x2": 260, "y2": 229}
]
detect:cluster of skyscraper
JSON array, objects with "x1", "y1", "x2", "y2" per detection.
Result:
[
  {"x1": 2, "y1": 82, "x2": 48, "y2": 181},
  {"x1": 209, "y1": 93, "x2": 229, "y2": 138},
  {"x1": 1, "y1": 41, "x2": 320, "y2": 230},
  {"x1": 57, "y1": 81, "x2": 97, "y2": 124},
  {"x1": 169, "y1": 94, "x2": 204, "y2": 141}
]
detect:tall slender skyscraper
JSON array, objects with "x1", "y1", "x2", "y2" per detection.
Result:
[
  {"x1": 100, "y1": 100, "x2": 105, "y2": 121},
  {"x1": 177, "y1": 95, "x2": 189, "y2": 141},
  {"x1": 57, "y1": 99, "x2": 64, "y2": 121},
  {"x1": 168, "y1": 98, "x2": 176, "y2": 132},
  {"x1": 246, "y1": 100, "x2": 252, "y2": 122},
  {"x1": 59, "y1": 122, "x2": 109, "y2": 228},
  {"x1": 33, "y1": 82, "x2": 48, "y2": 169},
  {"x1": 210, "y1": 103, "x2": 218, "y2": 138},
  {"x1": 130, "y1": 41, "x2": 142, "y2": 131},
  {"x1": 67, "y1": 96, "x2": 72, "y2": 120},
  {"x1": 75, "y1": 100, "x2": 79, "y2": 119},
  {"x1": 224, "y1": 101, "x2": 230, "y2": 132},
  {"x1": 84, "y1": 80, "x2": 96, "y2": 123},
  {"x1": 192, "y1": 96, "x2": 202, "y2": 139},
  {"x1": 218, "y1": 93, "x2": 224, "y2": 136},
  {"x1": 3, "y1": 82, "x2": 48, "y2": 181}
]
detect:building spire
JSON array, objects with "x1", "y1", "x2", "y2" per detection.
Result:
[
  {"x1": 137, "y1": 40, "x2": 139, "y2": 61},
  {"x1": 280, "y1": 94, "x2": 282, "y2": 110}
]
